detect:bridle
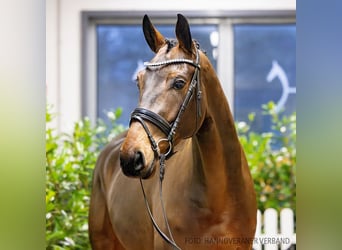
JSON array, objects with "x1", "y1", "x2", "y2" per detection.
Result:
[
  {"x1": 130, "y1": 46, "x2": 202, "y2": 172},
  {"x1": 129, "y1": 46, "x2": 201, "y2": 249}
]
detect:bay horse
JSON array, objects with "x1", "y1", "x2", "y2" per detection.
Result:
[{"x1": 89, "y1": 14, "x2": 256, "y2": 250}]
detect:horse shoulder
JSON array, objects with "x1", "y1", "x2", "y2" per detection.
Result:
[{"x1": 89, "y1": 130, "x2": 128, "y2": 249}]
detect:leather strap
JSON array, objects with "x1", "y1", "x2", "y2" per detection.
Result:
[{"x1": 131, "y1": 108, "x2": 171, "y2": 137}]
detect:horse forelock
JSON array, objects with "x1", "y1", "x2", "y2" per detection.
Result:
[
  {"x1": 164, "y1": 38, "x2": 207, "y2": 56},
  {"x1": 165, "y1": 39, "x2": 177, "y2": 53}
]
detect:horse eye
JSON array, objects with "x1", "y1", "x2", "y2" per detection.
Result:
[{"x1": 173, "y1": 79, "x2": 186, "y2": 90}]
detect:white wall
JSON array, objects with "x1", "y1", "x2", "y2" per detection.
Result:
[
  {"x1": 46, "y1": 0, "x2": 59, "y2": 128},
  {"x1": 46, "y1": 0, "x2": 296, "y2": 132}
]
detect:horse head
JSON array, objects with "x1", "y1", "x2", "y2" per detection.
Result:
[{"x1": 120, "y1": 14, "x2": 207, "y2": 179}]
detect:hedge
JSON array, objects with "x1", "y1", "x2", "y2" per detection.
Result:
[{"x1": 46, "y1": 102, "x2": 296, "y2": 249}]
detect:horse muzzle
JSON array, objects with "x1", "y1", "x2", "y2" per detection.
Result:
[
  {"x1": 119, "y1": 123, "x2": 157, "y2": 179},
  {"x1": 119, "y1": 150, "x2": 155, "y2": 179}
]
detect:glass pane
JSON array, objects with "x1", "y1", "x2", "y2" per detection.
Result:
[
  {"x1": 234, "y1": 24, "x2": 296, "y2": 132},
  {"x1": 97, "y1": 24, "x2": 218, "y2": 126}
]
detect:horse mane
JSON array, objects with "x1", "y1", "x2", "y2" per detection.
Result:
[{"x1": 165, "y1": 38, "x2": 207, "y2": 55}]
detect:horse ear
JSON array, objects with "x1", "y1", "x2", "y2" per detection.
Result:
[
  {"x1": 175, "y1": 14, "x2": 193, "y2": 54},
  {"x1": 142, "y1": 15, "x2": 165, "y2": 53}
]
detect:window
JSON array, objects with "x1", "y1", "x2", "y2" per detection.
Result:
[
  {"x1": 234, "y1": 24, "x2": 296, "y2": 132},
  {"x1": 83, "y1": 13, "x2": 296, "y2": 132}
]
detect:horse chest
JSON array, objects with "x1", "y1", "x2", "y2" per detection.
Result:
[{"x1": 107, "y1": 178, "x2": 154, "y2": 249}]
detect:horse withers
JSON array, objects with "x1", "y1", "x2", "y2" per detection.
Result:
[{"x1": 89, "y1": 14, "x2": 257, "y2": 250}]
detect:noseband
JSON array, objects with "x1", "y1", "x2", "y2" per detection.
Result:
[{"x1": 129, "y1": 47, "x2": 201, "y2": 249}]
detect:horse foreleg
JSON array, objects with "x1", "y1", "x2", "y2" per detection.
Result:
[{"x1": 89, "y1": 175, "x2": 122, "y2": 250}]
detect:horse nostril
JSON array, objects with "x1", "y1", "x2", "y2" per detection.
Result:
[{"x1": 134, "y1": 151, "x2": 145, "y2": 171}]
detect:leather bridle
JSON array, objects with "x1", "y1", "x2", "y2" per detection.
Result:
[
  {"x1": 130, "y1": 47, "x2": 201, "y2": 163},
  {"x1": 129, "y1": 47, "x2": 201, "y2": 249}
]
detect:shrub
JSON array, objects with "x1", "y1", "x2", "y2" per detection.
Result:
[
  {"x1": 237, "y1": 102, "x2": 296, "y2": 213},
  {"x1": 46, "y1": 107, "x2": 125, "y2": 249}
]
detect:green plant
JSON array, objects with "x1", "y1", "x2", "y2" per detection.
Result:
[
  {"x1": 46, "y1": 106, "x2": 125, "y2": 249},
  {"x1": 237, "y1": 102, "x2": 296, "y2": 213}
]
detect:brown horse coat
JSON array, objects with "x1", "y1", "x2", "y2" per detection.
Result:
[{"x1": 89, "y1": 14, "x2": 257, "y2": 250}]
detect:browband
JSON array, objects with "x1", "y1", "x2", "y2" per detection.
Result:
[{"x1": 144, "y1": 58, "x2": 200, "y2": 69}]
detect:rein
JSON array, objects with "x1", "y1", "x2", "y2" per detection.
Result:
[{"x1": 129, "y1": 47, "x2": 201, "y2": 249}]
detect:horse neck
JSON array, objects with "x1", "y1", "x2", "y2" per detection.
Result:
[{"x1": 191, "y1": 59, "x2": 246, "y2": 211}]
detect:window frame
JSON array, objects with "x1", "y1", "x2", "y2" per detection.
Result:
[{"x1": 81, "y1": 11, "x2": 296, "y2": 123}]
